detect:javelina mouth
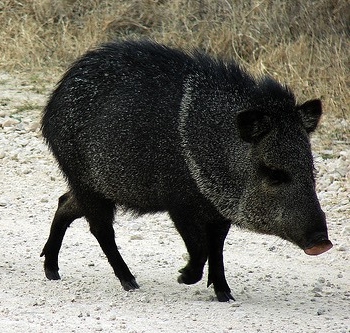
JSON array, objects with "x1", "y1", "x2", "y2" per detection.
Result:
[{"x1": 304, "y1": 238, "x2": 333, "y2": 256}]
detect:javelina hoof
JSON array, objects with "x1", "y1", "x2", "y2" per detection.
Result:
[
  {"x1": 207, "y1": 278, "x2": 235, "y2": 302},
  {"x1": 177, "y1": 266, "x2": 203, "y2": 285},
  {"x1": 44, "y1": 267, "x2": 61, "y2": 280},
  {"x1": 216, "y1": 291, "x2": 235, "y2": 302},
  {"x1": 121, "y1": 279, "x2": 140, "y2": 291}
]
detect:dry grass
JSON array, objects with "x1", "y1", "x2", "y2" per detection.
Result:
[{"x1": 0, "y1": 0, "x2": 349, "y2": 121}]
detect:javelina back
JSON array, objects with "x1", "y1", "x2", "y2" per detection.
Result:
[{"x1": 41, "y1": 40, "x2": 332, "y2": 302}]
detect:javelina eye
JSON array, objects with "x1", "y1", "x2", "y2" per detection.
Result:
[{"x1": 259, "y1": 164, "x2": 290, "y2": 185}]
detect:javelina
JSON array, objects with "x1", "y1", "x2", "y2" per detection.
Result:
[{"x1": 41, "y1": 40, "x2": 332, "y2": 302}]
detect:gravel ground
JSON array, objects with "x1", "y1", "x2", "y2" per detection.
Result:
[{"x1": 0, "y1": 72, "x2": 349, "y2": 332}]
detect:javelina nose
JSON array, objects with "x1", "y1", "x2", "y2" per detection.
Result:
[{"x1": 304, "y1": 232, "x2": 333, "y2": 255}]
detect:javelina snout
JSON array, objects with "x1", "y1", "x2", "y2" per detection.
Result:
[
  {"x1": 305, "y1": 232, "x2": 333, "y2": 255},
  {"x1": 302, "y1": 209, "x2": 333, "y2": 255},
  {"x1": 41, "y1": 40, "x2": 332, "y2": 302}
]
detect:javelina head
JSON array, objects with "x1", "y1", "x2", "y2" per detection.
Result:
[{"x1": 236, "y1": 97, "x2": 332, "y2": 255}]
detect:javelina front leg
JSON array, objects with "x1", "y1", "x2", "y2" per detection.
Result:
[
  {"x1": 41, "y1": 191, "x2": 83, "y2": 280},
  {"x1": 86, "y1": 200, "x2": 139, "y2": 291},
  {"x1": 207, "y1": 221, "x2": 234, "y2": 302},
  {"x1": 168, "y1": 208, "x2": 208, "y2": 285}
]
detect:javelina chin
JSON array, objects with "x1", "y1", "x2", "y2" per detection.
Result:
[
  {"x1": 233, "y1": 211, "x2": 333, "y2": 256},
  {"x1": 272, "y1": 228, "x2": 333, "y2": 255}
]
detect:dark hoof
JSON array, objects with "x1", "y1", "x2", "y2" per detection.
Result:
[
  {"x1": 177, "y1": 275, "x2": 185, "y2": 284},
  {"x1": 207, "y1": 278, "x2": 213, "y2": 287},
  {"x1": 122, "y1": 279, "x2": 140, "y2": 291},
  {"x1": 216, "y1": 291, "x2": 235, "y2": 302},
  {"x1": 177, "y1": 268, "x2": 202, "y2": 285},
  {"x1": 44, "y1": 267, "x2": 61, "y2": 280}
]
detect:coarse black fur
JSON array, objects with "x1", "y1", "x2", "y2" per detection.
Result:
[{"x1": 41, "y1": 40, "x2": 331, "y2": 301}]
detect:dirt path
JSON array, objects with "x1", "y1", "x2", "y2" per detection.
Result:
[{"x1": 0, "y1": 72, "x2": 349, "y2": 332}]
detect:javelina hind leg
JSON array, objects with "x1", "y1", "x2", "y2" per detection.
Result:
[
  {"x1": 168, "y1": 208, "x2": 208, "y2": 285},
  {"x1": 41, "y1": 191, "x2": 83, "y2": 280},
  {"x1": 207, "y1": 221, "x2": 234, "y2": 302},
  {"x1": 86, "y1": 199, "x2": 139, "y2": 291}
]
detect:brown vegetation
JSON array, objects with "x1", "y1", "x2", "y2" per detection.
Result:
[{"x1": 0, "y1": 0, "x2": 349, "y2": 120}]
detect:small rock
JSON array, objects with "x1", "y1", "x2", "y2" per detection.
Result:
[
  {"x1": 27, "y1": 121, "x2": 40, "y2": 132},
  {"x1": 337, "y1": 244, "x2": 347, "y2": 252},
  {"x1": 0, "y1": 151, "x2": 5, "y2": 159},
  {"x1": 10, "y1": 153, "x2": 18, "y2": 161},
  {"x1": 230, "y1": 302, "x2": 241, "y2": 308},
  {"x1": 318, "y1": 277, "x2": 326, "y2": 284},
  {"x1": 130, "y1": 234, "x2": 143, "y2": 240},
  {"x1": 341, "y1": 226, "x2": 350, "y2": 236},
  {"x1": 2, "y1": 117, "x2": 20, "y2": 127},
  {"x1": 19, "y1": 139, "x2": 29, "y2": 147},
  {"x1": 109, "y1": 314, "x2": 116, "y2": 321},
  {"x1": 129, "y1": 222, "x2": 141, "y2": 231},
  {"x1": 317, "y1": 308, "x2": 325, "y2": 315}
]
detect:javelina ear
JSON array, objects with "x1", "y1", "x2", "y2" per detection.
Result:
[
  {"x1": 236, "y1": 109, "x2": 271, "y2": 143},
  {"x1": 297, "y1": 99, "x2": 322, "y2": 133}
]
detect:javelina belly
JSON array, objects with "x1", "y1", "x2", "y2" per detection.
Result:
[{"x1": 41, "y1": 40, "x2": 332, "y2": 302}]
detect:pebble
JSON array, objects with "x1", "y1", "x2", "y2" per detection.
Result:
[
  {"x1": 1, "y1": 117, "x2": 20, "y2": 127},
  {"x1": 130, "y1": 234, "x2": 144, "y2": 240},
  {"x1": 337, "y1": 244, "x2": 347, "y2": 252},
  {"x1": 109, "y1": 314, "x2": 116, "y2": 321},
  {"x1": 317, "y1": 277, "x2": 326, "y2": 284},
  {"x1": 312, "y1": 287, "x2": 322, "y2": 293},
  {"x1": 10, "y1": 153, "x2": 18, "y2": 161},
  {"x1": 317, "y1": 309, "x2": 326, "y2": 315},
  {"x1": 341, "y1": 226, "x2": 350, "y2": 235},
  {"x1": 230, "y1": 302, "x2": 241, "y2": 308},
  {"x1": 26, "y1": 121, "x2": 40, "y2": 132},
  {"x1": 0, "y1": 200, "x2": 8, "y2": 207}
]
